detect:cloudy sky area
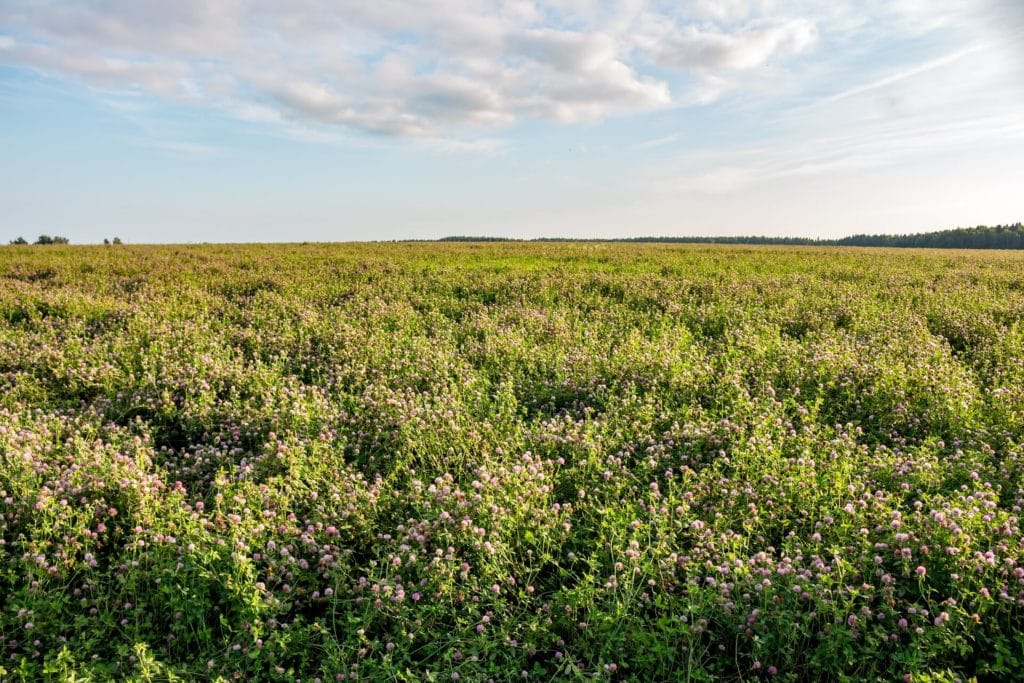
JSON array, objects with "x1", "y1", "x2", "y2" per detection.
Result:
[{"x1": 1, "y1": 0, "x2": 1022, "y2": 242}]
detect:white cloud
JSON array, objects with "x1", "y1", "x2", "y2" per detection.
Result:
[
  {"x1": 6, "y1": 1, "x2": 1015, "y2": 147},
  {"x1": 654, "y1": 19, "x2": 818, "y2": 71},
  {"x1": 0, "y1": 36, "x2": 193, "y2": 96},
  {"x1": 0, "y1": 2, "x2": 691, "y2": 141},
  {"x1": 514, "y1": 28, "x2": 618, "y2": 72}
]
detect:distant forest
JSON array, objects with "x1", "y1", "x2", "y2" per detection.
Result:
[{"x1": 441, "y1": 223, "x2": 1024, "y2": 249}]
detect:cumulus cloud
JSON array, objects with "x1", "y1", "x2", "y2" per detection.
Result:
[
  {"x1": 0, "y1": 36, "x2": 192, "y2": 96},
  {"x1": 655, "y1": 19, "x2": 818, "y2": 71},
  {"x1": 0, "y1": 1, "x2": 829, "y2": 141}
]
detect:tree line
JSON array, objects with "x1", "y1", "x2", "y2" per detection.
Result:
[
  {"x1": 8, "y1": 235, "x2": 123, "y2": 245},
  {"x1": 442, "y1": 223, "x2": 1024, "y2": 249},
  {"x1": 8, "y1": 235, "x2": 71, "y2": 245}
]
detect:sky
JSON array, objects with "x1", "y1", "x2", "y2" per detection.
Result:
[{"x1": 1, "y1": 1, "x2": 1023, "y2": 243}]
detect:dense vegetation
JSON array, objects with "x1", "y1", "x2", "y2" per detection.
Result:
[
  {"x1": 2, "y1": 242, "x2": 1024, "y2": 681},
  {"x1": 8, "y1": 236, "x2": 72, "y2": 246},
  {"x1": 834, "y1": 224, "x2": 1024, "y2": 249},
  {"x1": 444, "y1": 223, "x2": 1024, "y2": 250}
]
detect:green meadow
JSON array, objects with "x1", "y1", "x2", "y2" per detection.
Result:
[{"x1": 2, "y1": 242, "x2": 1023, "y2": 681}]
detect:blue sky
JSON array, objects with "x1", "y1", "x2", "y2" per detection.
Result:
[{"x1": 1, "y1": 0, "x2": 1023, "y2": 243}]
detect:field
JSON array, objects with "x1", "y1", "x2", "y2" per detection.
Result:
[{"x1": 2, "y1": 242, "x2": 1024, "y2": 682}]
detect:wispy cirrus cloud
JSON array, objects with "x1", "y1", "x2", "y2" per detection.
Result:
[
  {"x1": 818, "y1": 44, "x2": 988, "y2": 105},
  {"x1": 135, "y1": 138, "x2": 225, "y2": 159},
  {"x1": 666, "y1": 110, "x2": 1024, "y2": 195}
]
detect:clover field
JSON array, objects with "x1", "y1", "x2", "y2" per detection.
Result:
[{"x1": 2, "y1": 242, "x2": 1024, "y2": 682}]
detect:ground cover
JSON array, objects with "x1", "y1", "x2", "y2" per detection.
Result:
[{"x1": 2, "y1": 242, "x2": 1023, "y2": 681}]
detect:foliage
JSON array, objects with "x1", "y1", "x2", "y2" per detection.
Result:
[
  {"x1": 1, "y1": 242, "x2": 1023, "y2": 681},
  {"x1": 448, "y1": 222, "x2": 1024, "y2": 250},
  {"x1": 33, "y1": 235, "x2": 71, "y2": 245},
  {"x1": 836, "y1": 223, "x2": 1024, "y2": 249}
]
